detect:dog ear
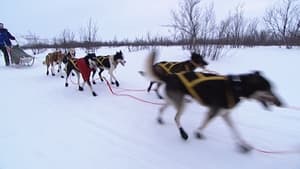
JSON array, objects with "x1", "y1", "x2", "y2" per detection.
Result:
[
  {"x1": 253, "y1": 70, "x2": 261, "y2": 76},
  {"x1": 191, "y1": 52, "x2": 198, "y2": 56}
]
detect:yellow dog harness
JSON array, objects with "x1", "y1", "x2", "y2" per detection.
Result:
[
  {"x1": 176, "y1": 72, "x2": 235, "y2": 108},
  {"x1": 68, "y1": 58, "x2": 79, "y2": 70},
  {"x1": 158, "y1": 61, "x2": 199, "y2": 74},
  {"x1": 96, "y1": 57, "x2": 106, "y2": 67}
]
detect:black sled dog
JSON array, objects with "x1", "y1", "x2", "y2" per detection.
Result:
[
  {"x1": 64, "y1": 53, "x2": 98, "y2": 96},
  {"x1": 92, "y1": 51, "x2": 126, "y2": 87},
  {"x1": 146, "y1": 50, "x2": 283, "y2": 153},
  {"x1": 140, "y1": 52, "x2": 208, "y2": 99}
]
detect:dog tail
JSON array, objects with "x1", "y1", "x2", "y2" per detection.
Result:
[{"x1": 145, "y1": 50, "x2": 167, "y2": 82}]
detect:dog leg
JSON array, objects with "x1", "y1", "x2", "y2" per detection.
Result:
[
  {"x1": 194, "y1": 108, "x2": 219, "y2": 139},
  {"x1": 65, "y1": 67, "x2": 72, "y2": 87},
  {"x1": 92, "y1": 69, "x2": 97, "y2": 84},
  {"x1": 147, "y1": 81, "x2": 155, "y2": 92},
  {"x1": 58, "y1": 63, "x2": 61, "y2": 73},
  {"x1": 51, "y1": 63, "x2": 55, "y2": 76},
  {"x1": 59, "y1": 63, "x2": 65, "y2": 78},
  {"x1": 46, "y1": 65, "x2": 50, "y2": 76},
  {"x1": 99, "y1": 68, "x2": 104, "y2": 81},
  {"x1": 87, "y1": 81, "x2": 97, "y2": 96},
  {"x1": 221, "y1": 112, "x2": 252, "y2": 153},
  {"x1": 175, "y1": 109, "x2": 188, "y2": 140},
  {"x1": 58, "y1": 62, "x2": 64, "y2": 78},
  {"x1": 166, "y1": 90, "x2": 187, "y2": 140},
  {"x1": 77, "y1": 72, "x2": 83, "y2": 91},
  {"x1": 61, "y1": 65, "x2": 67, "y2": 78},
  {"x1": 154, "y1": 82, "x2": 163, "y2": 99},
  {"x1": 157, "y1": 103, "x2": 170, "y2": 124},
  {"x1": 109, "y1": 68, "x2": 119, "y2": 87}
]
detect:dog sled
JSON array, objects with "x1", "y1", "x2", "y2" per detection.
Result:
[{"x1": 9, "y1": 45, "x2": 35, "y2": 66}]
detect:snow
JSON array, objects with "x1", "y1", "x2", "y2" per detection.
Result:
[{"x1": 0, "y1": 46, "x2": 300, "y2": 169}]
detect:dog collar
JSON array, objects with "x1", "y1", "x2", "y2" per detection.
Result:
[{"x1": 190, "y1": 60, "x2": 203, "y2": 68}]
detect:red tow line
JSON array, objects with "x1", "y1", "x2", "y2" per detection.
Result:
[
  {"x1": 252, "y1": 146, "x2": 300, "y2": 154},
  {"x1": 103, "y1": 77, "x2": 165, "y2": 106}
]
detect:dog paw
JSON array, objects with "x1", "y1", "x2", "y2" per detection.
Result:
[
  {"x1": 237, "y1": 144, "x2": 253, "y2": 154},
  {"x1": 158, "y1": 95, "x2": 164, "y2": 99},
  {"x1": 92, "y1": 81, "x2": 96, "y2": 85},
  {"x1": 79, "y1": 86, "x2": 84, "y2": 91},
  {"x1": 194, "y1": 132, "x2": 205, "y2": 139},
  {"x1": 65, "y1": 83, "x2": 68, "y2": 87},
  {"x1": 52, "y1": 73, "x2": 55, "y2": 76},
  {"x1": 115, "y1": 81, "x2": 119, "y2": 87},
  {"x1": 60, "y1": 75, "x2": 64, "y2": 78},
  {"x1": 157, "y1": 117, "x2": 164, "y2": 125},
  {"x1": 179, "y1": 127, "x2": 189, "y2": 140},
  {"x1": 92, "y1": 92, "x2": 97, "y2": 96},
  {"x1": 147, "y1": 88, "x2": 151, "y2": 92},
  {"x1": 46, "y1": 72, "x2": 49, "y2": 76}
]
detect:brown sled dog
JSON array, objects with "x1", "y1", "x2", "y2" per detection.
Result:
[
  {"x1": 146, "y1": 50, "x2": 283, "y2": 153},
  {"x1": 43, "y1": 50, "x2": 64, "y2": 76},
  {"x1": 140, "y1": 52, "x2": 208, "y2": 99}
]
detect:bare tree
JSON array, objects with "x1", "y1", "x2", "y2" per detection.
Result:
[
  {"x1": 243, "y1": 18, "x2": 260, "y2": 46},
  {"x1": 168, "y1": 0, "x2": 225, "y2": 59},
  {"x1": 169, "y1": 0, "x2": 202, "y2": 50},
  {"x1": 229, "y1": 4, "x2": 247, "y2": 47},
  {"x1": 197, "y1": 3, "x2": 224, "y2": 60},
  {"x1": 263, "y1": 0, "x2": 300, "y2": 48},
  {"x1": 79, "y1": 18, "x2": 99, "y2": 52},
  {"x1": 218, "y1": 16, "x2": 232, "y2": 43},
  {"x1": 58, "y1": 29, "x2": 76, "y2": 52},
  {"x1": 22, "y1": 32, "x2": 47, "y2": 55}
]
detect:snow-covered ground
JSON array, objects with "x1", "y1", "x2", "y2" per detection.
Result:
[{"x1": 0, "y1": 46, "x2": 299, "y2": 169}]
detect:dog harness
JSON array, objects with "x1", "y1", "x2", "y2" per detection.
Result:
[
  {"x1": 77, "y1": 58, "x2": 92, "y2": 82},
  {"x1": 177, "y1": 72, "x2": 236, "y2": 108},
  {"x1": 158, "y1": 62, "x2": 190, "y2": 73},
  {"x1": 96, "y1": 55, "x2": 118, "y2": 69},
  {"x1": 96, "y1": 56, "x2": 107, "y2": 67},
  {"x1": 158, "y1": 62, "x2": 178, "y2": 74},
  {"x1": 158, "y1": 60, "x2": 202, "y2": 74},
  {"x1": 68, "y1": 58, "x2": 79, "y2": 70},
  {"x1": 68, "y1": 58, "x2": 91, "y2": 82}
]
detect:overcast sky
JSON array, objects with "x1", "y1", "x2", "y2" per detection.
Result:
[{"x1": 1, "y1": 0, "x2": 275, "y2": 41}]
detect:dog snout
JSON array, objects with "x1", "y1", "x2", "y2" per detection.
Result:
[
  {"x1": 264, "y1": 91, "x2": 283, "y2": 107},
  {"x1": 120, "y1": 60, "x2": 126, "y2": 66},
  {"x1": 271, "y1": 93, "x2": 283, "y2": 107},
  {"x1": 252, "y1": 91, "x2": 283, "y2": 108}
]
